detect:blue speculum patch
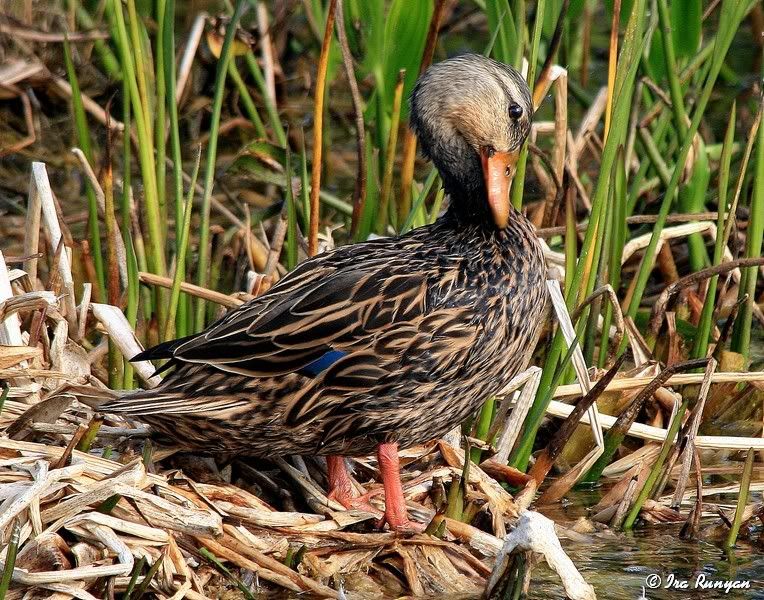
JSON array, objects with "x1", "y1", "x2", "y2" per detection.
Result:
[{"x1": 299, "y1": 349, "x2": 346, "y2": 377}]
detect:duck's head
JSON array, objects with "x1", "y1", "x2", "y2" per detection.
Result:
[{"x1": 410, "y1": 54, "x2": 532, "y2": 229}]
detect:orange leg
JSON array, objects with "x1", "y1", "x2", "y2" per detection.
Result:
[
  {"x1": 377, "y1": 442, "x2": 425, "y2": 534},
  {"x1": 326, "y1": 455, "x2": 355, "y2": 507},
  {"x1": 326, "y1": 456, "x2": 383, "y2": 516}
]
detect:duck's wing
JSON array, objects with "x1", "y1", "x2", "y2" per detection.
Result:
[
  {"x1": 161, "y1": 241, "x2": 449, "y2": 378},
  {"x1": 114, "y1": 238, "x2": 481, "y2": 443}
]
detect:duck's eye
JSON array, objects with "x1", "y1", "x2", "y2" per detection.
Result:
[{"x1": 509, "y1": 103, "x2": 523, "y2": 120}]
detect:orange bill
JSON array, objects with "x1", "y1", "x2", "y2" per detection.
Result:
[{"x1": 481, "y1": 148, "x2": 520, "y2": 229}]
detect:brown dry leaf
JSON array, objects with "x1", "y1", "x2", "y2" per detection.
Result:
[
  {"x1": 15, "y1": 532, "x2": 72, "y2": 572},
  {"x1": 0, "y1": 345, "x2": 42, "y2": 369},
  {"x1": 6, "y1": 393, "x2": 74, "y2": 439},
  {"x1": 302, "y1": 548, "x2": 382, "y2": 579}
]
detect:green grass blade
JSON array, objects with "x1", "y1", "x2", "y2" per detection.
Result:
[
  {"x1": 285, "y1": 145, "x2": 298, "y2": 270},
  {"x1": 725, "y1": 448, "x2": 755, "y2": 548},
  {"x1": 622, "y1": 0, "x2": 755, "y2": 353},
  {"x1": 229, "y1": 61, "x2": 267, "y2": 139},
  {"x1": 669, "y1": 0, "x2": 701, "y2": 59},
  {"x1": 0, "y1": 520, "x2": 20, "y2": 597},
  {"x1": 692, "y1": 103, "x2": 736, "y2": 359},
  {"x1": 484, "y1": 0, "x2": 517, "y2": 65}
]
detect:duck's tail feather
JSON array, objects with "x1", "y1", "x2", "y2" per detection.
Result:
[
  {"x1": 68, "y1": 384, "x2": 196, "y2": 416},
  {"x1": 100, "y1": 392, "x2": 252, "y2": 416},
  {"x1": 130, "y1": 334, "x2": 197, "y2": 362}
]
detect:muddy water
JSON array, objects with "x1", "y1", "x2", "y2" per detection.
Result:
[
  {"x1": 527, "y1": 484, "x2": 764, "y2": 600},
  {"x1": 546, "y1": 528, "x2": 764, "y2": 600}
]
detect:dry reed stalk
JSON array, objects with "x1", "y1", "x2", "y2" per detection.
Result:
[
  {"x1": 546, "y1": 280, "x2": 607, "y2": 485},
  {"x1": 335, "y1": 0, "x2": 367, "y2": 237},
  {"x1": 307, "y1": 0, "x2": 337, "y2": 257},
  {"x1": 547, "y1": 398, "x2": 764, "y2": 450},
  {"x1": 670, "y1": 359, "x2": 716, "y2": 507},
  {"x1": 438, "y1": 443, "x2": 517, "y2": 538},
  {"x1": 30, "y1": 163, "x2": 77, "y2": 331},
  {"x1": 553, "y1": 370, "x2": 764, "y2": 399},
  {"x1": 89, "y1": 303, "x2": 160, "y2": 387},
  {"x1": 138, "y1": 271, "x2": 247, "y2": 308},
  {"x1": 176, "y1": 12, "x2": 208, "y2": 101},
  {"x1": 572, "y1": 86, "x2": 608, "y2": 163},
  {"x1": 485, "y1": 512, "x2": 596, "y2": 600},
  {"x1": 397, "y1": 0, "x2": 447, "y2": 223},
  {"x1": 491, "y1": 367, "x2": 542, "y2": 464},
  {"x1": 0, "y1": 59, "x2": 45, "y2": 87},
  {"x1": 535, "y1": 356, "x2": 625, "y2": 505},
  {"x1": 71, "y1": 149, "x2": 128, "y2": 287},
  {"x1": 0, "y1": 252, "x2": 24, "y2": 348}
]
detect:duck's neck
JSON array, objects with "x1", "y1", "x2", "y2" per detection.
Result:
[{"x1": 441, "y1": 183, "x2": 527, "y2": 235}]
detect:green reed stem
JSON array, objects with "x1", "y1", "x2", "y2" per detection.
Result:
[
  {"x1": 194, "y1": 0, "x2": 247, "y2": 331},
  {"x1": 300, "y1": 140, "x2": 311, "y2": 228},
  {"x1": 470, "y1": 397, "x2": 495, "y2": 464},
  {"x1": 166, "y1": 148, "x2": 201, "y2": 340},
  {"x1": 725, "y1": 448, "x2": 755, "y2": 549},
  {"x1": 511, "y1": 0, "x2": 525, "y2": 69},
  {"x1": 161, "y1": 0, "x2": 187, "y2": 337},
  {"x1": 122, "y1": 557, "x2": 146, "y2": 600},
  {"x1": 0, "y1": 520, "x2": 20, "y2": 598},
  {"x1": 229, "y1": 61, "x2": 267, "y2": 138},
  {"x1": 155, "y1": 0, "x2": 167, "y2": 226},
  {"x1": 130, "y1": 553, "x2": 164, "y2": 599},
  {"x1": 401, "y1": 168, "x2": 438, "y2": 233},
  {"x1": 103, "y1": 156, "x2": 123, "y2": 388},
  {"x1": 73, "y1": 4, "x2": 122, "y2": 80},
  {"x1": 598, "y1": 146, "x2": 627, "y2": 367},
  {"x1": 110, "y1": 0, "x2": 167, "y2": 332},
  {"x1": 285, "y1": 145, "x2": 298, "y2": 270},
  {"x1": 731, "y1": 91, "x2": 764, "y2": 359},
  {"x1": 63, "y1": 38, "x2": 105, "y2": 303},
  {"x1": 199, "y1": 548, "x2": 256, "y2": 600},
  {"x1": 244, "y1": 52, "x2": 287, "y2": 146},
  {"x1": 656, "y1": 0, "x2": 689, "y2": 138},
  {"x1": 510, "y1": 0, "x2": 544, "y2": 211},
  {"x1": 122, "y1": 78, "x2": 138, "y2": 389},
  {"x1": 377, "y1": 69, "x2": 405, "y2": 234},
  {"x1": 0, "y1": 382, "x2": 9, "y2": 417}
]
